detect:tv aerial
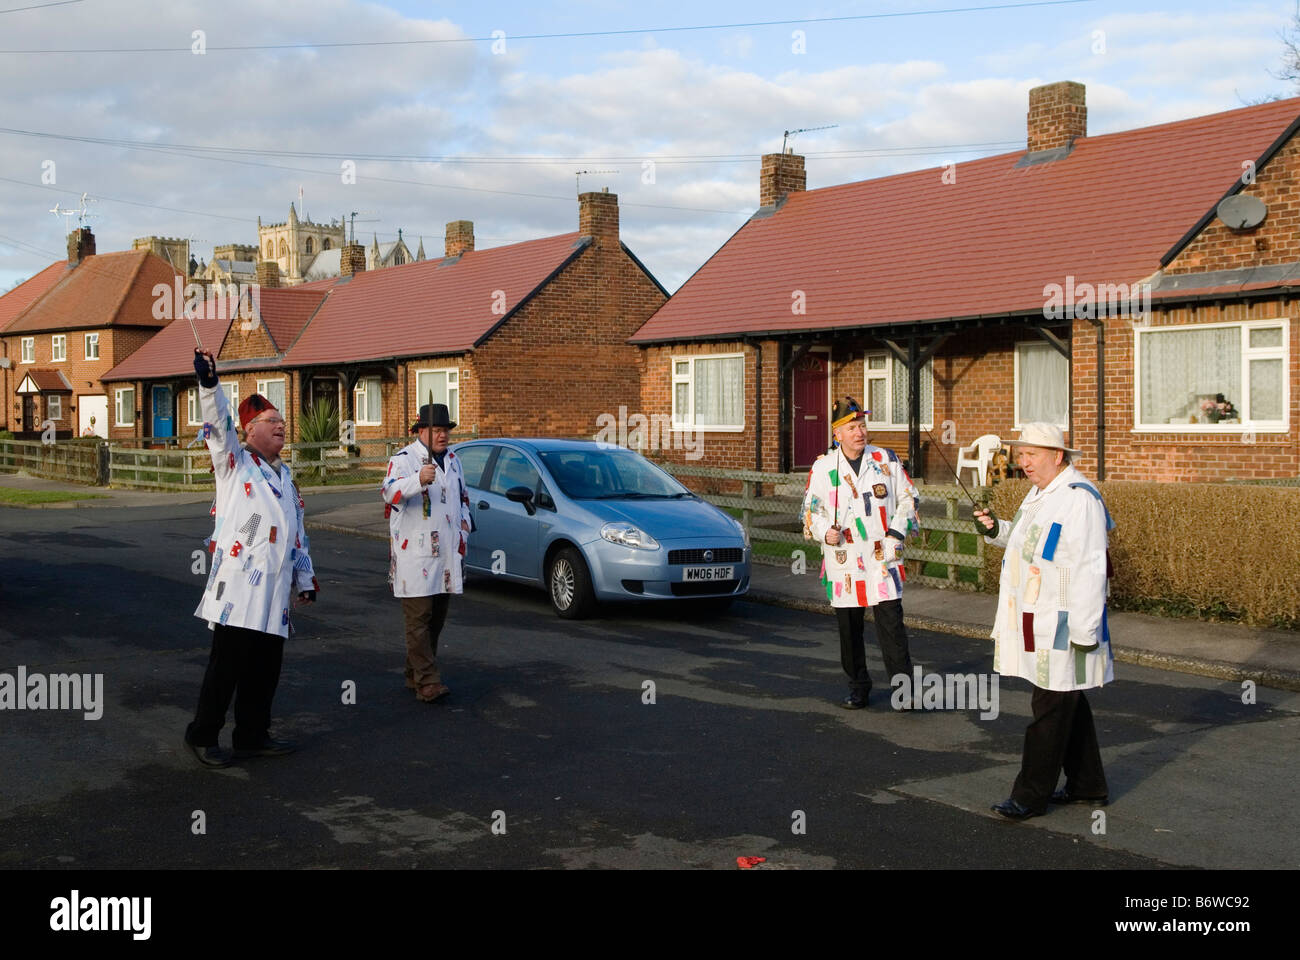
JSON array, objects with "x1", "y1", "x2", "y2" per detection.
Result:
[
  {"x1": 575, "y1": 169, "x2": 618, "y2": 194},
  {"x1": 49, "y1": 192, "x2": 99, "y2": 232},
  {"x1": 781, "y1": 125, "x2": 838, "y2": 154},
  {"x1": 347, "y1": 210, "x2": 378, "y2": 245}
]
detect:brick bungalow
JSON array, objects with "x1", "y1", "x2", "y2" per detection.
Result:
[
  {"x1": 0, "y1": 229, "x2": 179, "y2": 439},
  {"x1": 630, "y1": 82, "x2": 1300, "y2": 483},
  {"x1": 279, "y1": 190, "x2": 667, "y2": 442},
  {"x1": 103, "y1": 191, "x2": 668, "y2": 447}
]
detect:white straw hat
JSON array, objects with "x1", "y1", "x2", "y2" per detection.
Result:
[{"x1": 1006, "y1": 422, "x2": 1081, "y2": 457}]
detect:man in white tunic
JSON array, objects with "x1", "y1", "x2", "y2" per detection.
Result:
[
  {"x1": 976, "y1": 423, "x2": 1113, "y2": 819},
  {"x1": 382, "y1": 403, "x2": 472, "y2": 702},
  {"x1": 801, "y1": 397, "x2": 920, "y2": 709},
  {"x1": 184, "y1": 349, "x2": 317, "y2": 768}
]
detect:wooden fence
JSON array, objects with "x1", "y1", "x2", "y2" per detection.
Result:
[
  {"x1": 659, "y1": 462, "x2": 982, "y2": 588},
  {"x1": 0, "y1": 438, "x2": 105, "y2": 484}
]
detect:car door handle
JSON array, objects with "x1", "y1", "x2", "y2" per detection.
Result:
[{"x1": 477, "y1": 500, "x2": 490, "y2": 510}]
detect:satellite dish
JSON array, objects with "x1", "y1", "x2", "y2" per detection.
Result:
[{"x1": 1216, "y1": 194, "x2": 1267, "y2": 230}]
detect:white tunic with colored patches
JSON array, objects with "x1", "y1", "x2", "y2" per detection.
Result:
[
  {"x1": 193, "y1": 385, "x2": 315, "y2": 638},
  {"x1": 985, "y1": 465, "x2": 1115, "y2": 691},
  {"x1": 381, "y1": 442, "x2": 473, "y2": 599},
  {"x1": 800, "y1": 444, "x2": 919, "y2": 608}
]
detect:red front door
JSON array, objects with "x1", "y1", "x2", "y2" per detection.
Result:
[{"x1": 793, "y1": 353, "x2": 829, "y2": 468}]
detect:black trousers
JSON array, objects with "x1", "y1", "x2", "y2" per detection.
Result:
[
  {"x1": 185, "y1": 624, "x2": 285, "y2": 750},
  {"x1": 836, "y1": 598, "x2": 912, "y2": 695},
  {"x1": 1011, "y1": 687, "x2": 1108, "y2": 811}
]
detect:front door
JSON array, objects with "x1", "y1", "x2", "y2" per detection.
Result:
[
  {"x1": 21, "y1": 396, "x2": 35, "y2": 434},
  {"x1": 152, "y1": 386, "x2": 174, "y2": 439},
  {"x1": 792, "y1": 352, "x2": 829, "y2": 468}
]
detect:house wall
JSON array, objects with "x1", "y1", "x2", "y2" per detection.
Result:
[
  {"x1": 6, "y1": 326, "x2": 159, "y2": 437},
  {"x1": 470, "y1": 230, "x2": 667, "y2": 440}
]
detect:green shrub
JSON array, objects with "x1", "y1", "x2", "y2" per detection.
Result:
[{"x1": 295, "y1": 398, "x2": 339, "y2": 484}]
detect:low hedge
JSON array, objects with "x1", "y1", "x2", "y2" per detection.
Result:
[{"x1": 982, "y1": 479, "x2": 1300, "y2": 628}]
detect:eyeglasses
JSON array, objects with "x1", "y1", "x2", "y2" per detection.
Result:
[{"x1": 250, "y1": 416, "x2": 285, "y2": 427}]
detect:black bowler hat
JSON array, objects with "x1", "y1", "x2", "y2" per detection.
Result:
[{"x1": 411, "y1": 403, "x2": 456, "y2": 433}]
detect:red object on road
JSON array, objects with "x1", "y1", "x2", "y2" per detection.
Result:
[{"x1": 736, "y1": 856, "x2": 767, "y2": 869}]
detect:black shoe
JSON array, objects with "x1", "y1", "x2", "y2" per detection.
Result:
[
  {"x1": 232, "y1": 738, "x2": 298, "y2": 759},
  {"x1": 839, "y1": 693, "x2": 868, "y2": 710},
  {"x1": 991, "y1": 798, "x2": 1045, "y2": 821},
  {"x1": 185, "y1": 737, "x2": 233, "y2": 768},
  {"x1": 1050, "y1": 788, "x2": 1109, "y2": 806}
]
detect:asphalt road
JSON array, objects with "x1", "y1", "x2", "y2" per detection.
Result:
[{"x1": 1, "y1": 492, "x2": 1296, "y2": 870}]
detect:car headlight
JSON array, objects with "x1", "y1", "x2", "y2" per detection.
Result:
[
  {"x1": 600, "y1": 522, "x2": 660, "y2": 550},
  {"x1": 732, "y1": 515, "x2": 750, "y2": 548}
]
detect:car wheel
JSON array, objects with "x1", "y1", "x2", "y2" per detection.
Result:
[{"x1": 548, "y1": 547, "x2": 595, "y2": 619}]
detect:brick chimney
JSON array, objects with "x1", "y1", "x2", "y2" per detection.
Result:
[
  {"x1": 760, "y1": 152, "x2": 806, "y2": 208},
  {"x1": 1027, "y1": 81, "x2": 1087, "y2": 154},
  {"x1": 255, "y1": 259, "x2": 280, "y2": 289},
  {"x1": 445, "y1": 220, "x2": 474, "y2": 258},
  {"x1": 578, "y1": 189, "x2": 619, "y2": 244},
  {"x1": 340, "y1": 243, "x2": 366, "y2": 278},
  {"x1": 67, "y1": 227, "x2": 95, "y2": 266}
]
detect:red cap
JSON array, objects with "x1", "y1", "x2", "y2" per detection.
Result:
[{"x1": 238, "y1": 393, "x2": 277, "y2": 431}]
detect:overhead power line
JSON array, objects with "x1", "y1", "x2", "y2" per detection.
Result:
[
  {"x1": 0, "y1": 0, "x2": 1096, "y2": 53},
  {"x1": 0, "y1": 0, "x2": 85, "y2": 13},
  {"x1": 0, "y1": 126, "x2": 1021, "y2": 165}
]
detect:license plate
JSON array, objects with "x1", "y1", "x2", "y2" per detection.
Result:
[{"x1": 683, "y1": 565, "x2": 734, "y2": 582}]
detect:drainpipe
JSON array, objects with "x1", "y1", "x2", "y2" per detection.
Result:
[{"x1": 1086, "y1": 317, "x2": 1105, "y2": 480}]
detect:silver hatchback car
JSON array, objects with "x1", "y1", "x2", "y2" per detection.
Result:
[{"x1": 452, "y1": 438, "x2": 751, "y2": 618}]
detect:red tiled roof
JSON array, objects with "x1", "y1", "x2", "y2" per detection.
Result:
[
  {"x1": 3, "y1": 250, "x2": 181, "y2": 334},
  {"x1": 101, "y1": 309, "x2": 232, "y2": 382},
  {"x1": 282, "y1": 233, "x2": 587, "y2": 366},
  {"x1": 247, "y1": 288, "x2": 328, "y2": 353},
  {"x1": 16, "y1": 368, "x2": 73, "y2": 392},
  {"x1": 0, "y1": 261, "x2": 68, "y2": 332},
  {"x1": 631, "y1": 97, "x2": 1300, "y2": 343}
]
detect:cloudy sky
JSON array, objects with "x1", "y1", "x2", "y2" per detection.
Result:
[{"x1": 1, "y1": 0, "x2": 1296, "y2": 294}]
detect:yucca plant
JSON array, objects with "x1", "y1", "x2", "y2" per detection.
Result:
[{"x1": 295, "y1": 397, "x2": 339, "y2": 484}]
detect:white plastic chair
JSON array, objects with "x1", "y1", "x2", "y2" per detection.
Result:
[{"x1": 954, "y1": 434, "x2": 1002, "y2": 486}]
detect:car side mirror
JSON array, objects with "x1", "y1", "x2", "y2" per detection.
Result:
[{"x1": 506, "y1": 485, "x2": 537, "y2": 516}]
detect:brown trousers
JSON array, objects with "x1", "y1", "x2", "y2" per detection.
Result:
[{"x1": 402, "y1": 593, "x2": 451, "y2": 688}]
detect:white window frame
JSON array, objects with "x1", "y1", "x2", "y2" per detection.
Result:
[
  {"x1": 1132, "y1": 318, "x2": 1289, "y2": 433},
  {"x1": 47, "y1": 395, "x2": 62, "y2": 421},
  {"x1": 1013, "y1": 340, "x2": 1071, "y2": 429},
  {"x1": 20, "y1": 337, "x2": 33, "y2": 364},
  {"x1": 115, "y1": 387, "x2": 135, "y2": 427},
  {"x1": 51, "y1": 334, "x2": 67, "y2": 362},
  {"x1": 354, "y1": 376, "x2": 383, "y2": 426},
  {"x1": 84, "y1": 332, "x2": 99, "y2": 360},
  {"x1": 671, "y1": 353, "x2": 745, "y2": 432},
  {"x1": 220, "y1": 381, "x2": 239, "y2": 416},
  {"x1": 413, "y1": 368, "x2": 459, "y2": 426},
  {"x1": 187, "y1": 388, "x2": 202, "y2": 426},
  {"x1": 861, "y1": 351, "x2": 933, "y2": 431},
  {"x1": 257, "y1": 378, "x2": 286, "y2": 415}
]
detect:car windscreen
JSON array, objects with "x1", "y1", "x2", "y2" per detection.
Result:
[{"x1": 538, "y1": 449, "x2": 693, "y2": 500}]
